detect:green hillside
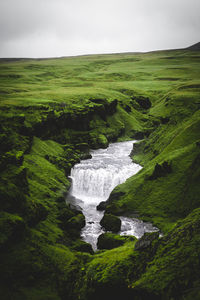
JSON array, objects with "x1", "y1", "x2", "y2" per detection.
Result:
[{"x1": 0, "y1": 47, "x2": 200, "y2": 299}]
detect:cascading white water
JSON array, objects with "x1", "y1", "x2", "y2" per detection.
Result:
[
  {"x1": 68, "y1": 141, "x2": 158, "y2": 250},
  {"x1": 70, "y1": 141, "x2": 141, "y2": 203}
]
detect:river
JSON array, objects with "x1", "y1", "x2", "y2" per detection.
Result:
[{"x1": 68, "y1": 140, "x2": 158, "y2": 250}]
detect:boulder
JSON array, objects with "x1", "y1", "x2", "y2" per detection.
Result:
[
  {"x1": 97, "y1": 232, "x2": 136, "y2": 250},
  {"x1": 96, "y1": 201, "x2": 107, "y2": 211},
  {"x1": 71, "y1": 240, "x2": 94, "y2": 254},
  {"x1": 66, "y1": 213, "x2": 86, "y2": 231},
  {"x1": 100, "y1": 213, "x2": 121, "y2": 233}
]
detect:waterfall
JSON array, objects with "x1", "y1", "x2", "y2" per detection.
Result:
[
  {"x1": 70, "y1": 141, "x2": 141, "y2": 203},
  {"x1": 68, "y1": 141, "x2": 158, "y2": 250}
]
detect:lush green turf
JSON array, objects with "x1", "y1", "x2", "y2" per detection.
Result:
[
  {"x1": 0, "y1": 50, "x2": 199, "y2": 107},
  {"x1": 79, "y1": 208, "x2": 200, "y2": 300},
  {"x1": 0, "y1": 48, "x2": 200, "y2": 299}
]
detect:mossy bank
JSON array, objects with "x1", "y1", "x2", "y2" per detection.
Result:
[{"x1": 0, "y1": 45, "x2": 200, "y2": 299}]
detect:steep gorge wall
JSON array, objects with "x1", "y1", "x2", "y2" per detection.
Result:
[
  {"x1": 0, "y1": 97, "x2": 151, "y2": 299},
  {"x1": 1, "y1": 91, "x2": 199, "y2": 300}
]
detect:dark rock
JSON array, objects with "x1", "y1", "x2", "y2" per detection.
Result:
[
  {"x1": 152, "y1": 119, "x2": 160, "y2": 126},
  {"x1": 107, "y1": 191, "x2": 125, "y2": 204},
  {"x1": 131, "y1": 131, "x2": 145, "y2": 140},
  {"x1": 71, "y1": 240, "x2": 94, "y2": 254},
  {"x1": 75, "y1": 142, "x2": 89, "y2": 152},
  {"x1": 69, "y1": 203, "x2": 83, "y2": 212},
  {"x1": 196, "y1": 141, "x2": 200, "y2": 147},
  {"x1": 66, "y1": 194, "x2": 83, "y2": 212},
  {"x1": 96, "y1": 201, "x2": 107, "y2": 211},
  {"x1": 160, "y1": 117, "x2": 170, "y2": 124},
  {"x1": 0, "y1": 212, "x2": 26, "y2": 248},
  {"x1": 107, "y1": 99, "x2": 118, "y2": 115},
  {"x1": 89, "y1": 98, "x2": 118, "y2": 116},
  {"x1": 149, "y1": 161, "x2": 172, "y2": 180},
  {"x1": 27, "y1": 202, "x2": 48, "y2": 227},
  {"x1": 130, "y1": 140, "x2": 146, "y2": 157},
  {"x1": 105, "y1": 191, "x2": 126, "y2": 215},
  {"x1": 97, "y1": 233, "x2": 134, "y2": 250},
  {"x1": 134, "y1": 232, "x2": 159, "y2": 250},
  {"x1": 66, "y1": 213, "x2": 86, "y2": 231},
  {"x1": 80, "y1": 152, "x2": 92, "y2": 160},
  {"x1": 124, "y1": 105, "x2": 131, "y2": 113},
  {"x1": 98, "y1": 134, "x2": 108, "y2": 148},
  {"x1": 153, "y1": 149, "x2": 159, "y2": 155},
  {"x1": 100, "y1": 213, "x2": 121, "y2": 233},
  {"x1": 97, "y1": 192, "x2": 125, "y2": 212},
  {"x1": 134, "y1": 96, "x2": 151, "y2": 109},
  {"x1": 57, "y1": 207, "x2": 76, "y2": 229}
]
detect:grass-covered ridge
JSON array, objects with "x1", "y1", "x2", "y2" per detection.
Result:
[{"x1": 0, "y1": 47, "x2": 200, "y2": 299}]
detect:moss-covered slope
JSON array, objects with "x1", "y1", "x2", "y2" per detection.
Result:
[
  {"x1": 0, "y1": 48, "x2": 200, "y2": 299},
  {"x1": 79, "y1": 208, "x2": 200, "y2": 300},
  {"x1": 106, "y1": 84, "x2": 200, "y2": 231}
]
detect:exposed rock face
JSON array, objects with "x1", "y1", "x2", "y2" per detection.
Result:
[
  {"x1": 32, "y1": 98, "x2": 118, "y2": 141},
  {"x1": 100, "y1": 213, "x2": 121, "y2": 233},
  {"x1": 134, "y1": 232, "x2": 159, "y2": 250},
  {"x1": 131, "y1": 96, "x2": 152, "y2": 110},
  {"x1": 96, "y1": 201, "x2": 107, "y2": 211},
  {"x1": 90, "y1": 98, "x2": 118, "y2": 115},
  {"x1": 149, "y1": 161, "x2": 172, "y2": 180},
  {"x1": 66, "y1": 213, "x2": 86, "y2": 231},
  {"x1": 97, "y1": 192, "x2": 126, "y2": 213}
]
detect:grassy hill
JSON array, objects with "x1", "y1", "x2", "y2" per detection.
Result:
[{"x1": 0, "y1": 47, "x2": 200, "y2": 299}]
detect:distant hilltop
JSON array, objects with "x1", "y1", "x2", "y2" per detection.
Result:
[{"x1": 186, "y1": 41, "x2": 200, "y2": 50}]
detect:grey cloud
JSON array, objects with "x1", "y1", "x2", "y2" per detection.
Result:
[{"x1": 0, "y1": 0, "x2": 199, "y2": 57}]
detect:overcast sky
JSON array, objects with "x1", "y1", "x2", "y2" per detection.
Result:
[{"x1": 0, "y1": 0, "x2": 199, "y2": 58}]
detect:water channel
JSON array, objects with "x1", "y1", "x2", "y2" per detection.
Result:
[{"x1": 68, "y1": 141, "x2": 159, "y2": 250}]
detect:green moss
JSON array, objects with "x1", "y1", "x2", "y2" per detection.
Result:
[
  {"x1": 106, "y1": 106, "x2": 200, "y2": 232},
  {"x1": 100, "y1": 213, "x2": 121, "y2": 233},
  {"x1": 97, "y1": 134, "x2": 108, "y2": 148},
  {"x1": 77, "y1": 209, "x2": 200, "y2": 300},
  {"x1": 0, "y1": 212, "x2": 25, "y2": 247},
  {"x1": 0, "y1": 48, "x2": 200, "y2": 299},
  {"x1": 131, "y1": 208, "x2": 200, "y2": 299},
  {"x1": 97, "y1": 232, "x2": 136, "y2": 250}
]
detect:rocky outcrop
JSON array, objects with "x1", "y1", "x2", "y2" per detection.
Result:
[
  {"x1": 96, "y1": 201, "x2": 107, "y2": 211},
  {"x1": 32, "y1": 99, "x2": 118, "y2": 140},
  {"x1": 131, "y1": 96, "x2": 152, "y2": 110},
  {"x1": 148, "y1": 161, "x2": 172, "y2": 180},
  {"x1": 134, "y1": 232, "x2": 159, "y2": 250},
  {"x1": 97, "y1": 191, "x2": 126, "y2": 213}
]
